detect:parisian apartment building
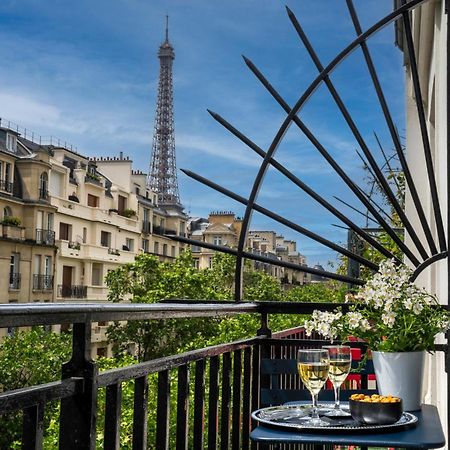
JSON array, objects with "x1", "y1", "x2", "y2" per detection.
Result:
[
  {"x1": 0, "y1": 123, "x2": 187, "y2": 355},
  {"x1": 188, "y1": 211, "x2": 311, "y2": 286}
]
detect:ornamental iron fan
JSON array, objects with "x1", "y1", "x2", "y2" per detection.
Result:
[{"x1": 170, "y1": 0, "x2": 448, "y2": 301}]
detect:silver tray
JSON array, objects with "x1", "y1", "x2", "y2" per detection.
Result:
[{"x1": 252, "y1": 404, "x2": 418, "y2": 433}]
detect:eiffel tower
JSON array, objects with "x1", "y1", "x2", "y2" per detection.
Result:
[{"x1": 148, "y1": 16, "x2": 182, "y2": 209}]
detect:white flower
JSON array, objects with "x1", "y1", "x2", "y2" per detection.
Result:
[
  {"x1": 413, "y1": 302, "x2": 424, "y2": 315},
  {"x1": 360, "y1": 319, "x2": 371, "y2": 331},
  {"x1": 382, "y1": 311, "x2": 396, "y2": 328},
  {"x1": 403, "y1": 298, "x2": 413, "y2": 310},
  {"x1": 317, "y1": 321, "x2": 331, "y2": 337},
  {"x1": 347, "y1": 311, "x2": 363, "y2": 329}
]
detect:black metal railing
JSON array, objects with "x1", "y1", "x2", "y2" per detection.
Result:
[
  {"x1": 39, "y1": 188, "x2": 49, "y2": 200},
  {"x1": 57, "y1": 285, "x2": 87, "y2": 298},
  {"x1": 0, "y1": 301, "x2": 411, "y2": 450},
  {"x1": 0, "y1": 179, "x2": 13, "y2": 193},
  {"x1": 152, "y1": 224, "x2": 164, "y2": 235},
  {"x1": 8, "y1": 273, "x2": 20, "y2": 289},
  {"x1": 33, "y1": 274, "x2": 54, "y2": 290},
  {"x1": 36, "y1": 229, "x2": 55, "y2": 246}
]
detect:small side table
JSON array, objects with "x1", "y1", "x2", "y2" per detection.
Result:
[{"x1": 250, "y1": 404, "x2": 445, "y2": 449}]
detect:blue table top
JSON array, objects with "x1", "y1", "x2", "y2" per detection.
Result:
[{"x1": 250, "y1": 404, "x2": 445, "y2": 449}]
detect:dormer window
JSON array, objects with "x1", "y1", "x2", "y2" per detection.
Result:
[{"x1": 6, "y1": 134, "x2": 17, "y2": 153}]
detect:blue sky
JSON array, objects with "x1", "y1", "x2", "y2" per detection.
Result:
[{"x1": 0, "y1": 0, "x2": 404, "y2": 267}]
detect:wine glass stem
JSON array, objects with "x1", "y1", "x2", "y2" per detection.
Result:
[
  {"x1": 311, "y1": 392, "x2": 319, "y2": 419},
  {"x1": 334, "y1": 385, "x2": 340, "y2": 410}
]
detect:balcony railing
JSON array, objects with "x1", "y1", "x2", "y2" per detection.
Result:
[
  {"x1": 36, "y1": 229, "x2": 55, "y2": 246},
  {"x1": 152, "y1": 225, "x2": 178, "y2": 236},
  {"x1": 0, "y1": 301, "x2": 447, "y2": 449},
  {"x1": 57, "y1": 284, "x2": 87, "y2": 298},
  {"x1": 108, "y1": 248, "x2": 120, "y2": 256},
  {"x1": 8, "y1": 273, "x2": 20, "y2": 289},
  {"x1": 33, "y1": 274, "x2": 54, "y2": 290},
  {"x1": 39, "y1": 188, "x2": 49, "y2": 200},
  {"x1": 0, "y1": 179, "x2": 13, "y2": 193}
]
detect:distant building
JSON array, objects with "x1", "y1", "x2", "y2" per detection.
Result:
[{"x1": 189, "y1": 211, "x2": 309, "y2": 285}]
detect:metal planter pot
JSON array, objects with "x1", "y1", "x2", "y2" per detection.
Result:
[{"x1": 372, "y1": 350, "x2": 426, "y2": 411}]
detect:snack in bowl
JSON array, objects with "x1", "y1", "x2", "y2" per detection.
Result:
[{"x1": 349, "y1": 394, "x2": 403, "y2": 425}]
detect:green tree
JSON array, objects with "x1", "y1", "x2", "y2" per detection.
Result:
[{"x1": 0, "y1": 328, "x2": 71, "y2": 449}]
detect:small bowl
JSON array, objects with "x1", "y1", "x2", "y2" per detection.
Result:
[{"x1": 349, "y1": 398, "x2": 403, "y2": 425}]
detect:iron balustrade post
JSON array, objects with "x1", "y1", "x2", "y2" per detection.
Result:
[{"x1": 59, "y1": 321, "x2": 98, "y2": 450}]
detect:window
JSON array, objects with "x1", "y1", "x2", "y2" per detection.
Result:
[
  {"x1": 163, "y1": 244, "x2": 167, "y2": 255},
  {"x1": 5, "y1": 163, "x2": 11, "y2": 182},
  {"x1": 100, "y1": 231, "x2": 111, "y2": 247},
  {"x1": 3, "y1": 206, "x2": 11, "y2": 219},
  {"x1": 180, "y1": 221, "x2": 186, "y2": 235},
  {"x1": 208, "y1": 257, "x2": 213, "y2": 268},
  {"x1": 44, "y1": 256, "x2": 52, "y2": 276},
  {"x1": 44, "y1": 256, "x2": 52, "y2": 289},
  {"x1": 193, "y1": 259, "x2": 200, "y2": 269},
  {"x1": 59, "y1": 222, "x2": 71, "y2": 241},
  {"x1": 83, "y1": 227, "x2": 87, "y2": 244},
  {"x1": 6, "y1": 133, "x2": 17, "y2": 152},
  {"x1": 143, "y1": 208, "x2": 149, "y2": 223},
  {"x1": 213, "y1": 235, "x2": 222, "y2": 246},
  {"x1": 87, "y1": 194, "x2": 99, "y2": 207},
  {"x1": 171, "y1": 246, "x2": 176, "y2": 257},
  {"x1": 92, "y1": 263, "x2": 103, "y2": 286},
  {"x1": 125, "y1": 238, "x2": 134, "y2": 252},
  {"x1": 135, "y1": 187, "x2": 140, "y2": 196},
  {"x1": 39, "y1": 172, "x2": 48, "y2": 199},
  {"x1": 47, "y1": 213, "x2": 54, "y2": 231},
  {"x1": 154, "y1": 242, "x2": 159, "y2": 254},
  {"x1": 34, "y1": 255, "x2": 42, "y2": 275},
  {"x1": 118, "y1": 195, "x2": 127, "y2": 213},
  {"x1": 142, "y1": 239, "x2": 149, "y2": 252},
  {"x1": 9, "y1": 253, "x2": 20, "y2": 289}
]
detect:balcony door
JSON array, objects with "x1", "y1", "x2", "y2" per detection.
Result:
[{"x1": 62, "y1": 266, "x2": 72, "y2": 297}]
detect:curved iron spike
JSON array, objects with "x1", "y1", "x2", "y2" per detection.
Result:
[
  {"x1": 401, "y1": 10, "x2": 447, "y2": 252},
  {"x1": 242, "y1": 56, "x2": 420, "y2": 266},
  {"x1": 287, "y1": 6, "x2": 429, "y2": 262},
  {"x1": 410, "y1": 252, "x2": 449, "y2": 282},
  {"x1": 168, "y1": 234, "x2": 364, "y2": 286},
  {"x1": 333, "y1": 196, "x2": 378, "y2": 226},
  {"x1": 373, "y1": 131, "x2": 401, "y2": 194},
  {"x1": 181, "y1": 168, "x2": 379, "y2": 271},
  {"x1": 358, "y1": 187, "x2": 396, "y2": 225},
  {"x1": 207, "y1": 109, "x2": 400, "y2": 262},
  {"x1": 355, "y1": 150, "x2": 397, "y2": 223},
  {"x1": 346, "y1": 0, "x2": 438, "y2": 256}
]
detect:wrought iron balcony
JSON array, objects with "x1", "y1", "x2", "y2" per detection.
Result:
[
  {"x1": 57, "y1": 284, "x2": 87, "y2": 298},
  {"x1": 32, "y1": 274, "x2": 54, "y2": 290},
  {"x1": 0, "y1": 179, "x2": 13, "y2": 193},
  {"x1": 0, "y1": 301, "x2": 444, "y2": 449},
  {"x1": 39, "y1": 188, "x2": 49, "y2": 200},
  {"x1": 8, "y1": 273, "x2": 20, "y2": 289},
  {"x1": 36, "y1": 229, "x2": 55, "y2": 246},
  {"x1": 152, "y1": 224, "x2": 164, "y2": 235}
]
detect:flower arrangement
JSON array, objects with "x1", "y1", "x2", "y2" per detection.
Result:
[{"x1": 304, "y1": 259, "x2": 449, "y2": 352}]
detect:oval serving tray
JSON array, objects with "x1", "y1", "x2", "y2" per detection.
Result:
[{"x1": 252, "y1": 404, "x2": 418, "y2": 434}]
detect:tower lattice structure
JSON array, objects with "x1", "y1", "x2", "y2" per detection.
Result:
[{"x1": 148, "y1": 16, "x2": 181, "y2": 207}]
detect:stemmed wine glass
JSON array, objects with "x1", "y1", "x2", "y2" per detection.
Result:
[
  {"x1": 297, "y1": 348, "x2": 330, "y2": 426},
  {"x1": 323, "y1": 345, "x2": 352, "y2": 416}
]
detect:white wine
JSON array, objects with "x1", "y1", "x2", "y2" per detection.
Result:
[
  {"x1": 328, "y1": 359, "x2": 351, "y2": 387},
  {"x1": 298, "y1": 362, "x2": 329, "y2": 395}
]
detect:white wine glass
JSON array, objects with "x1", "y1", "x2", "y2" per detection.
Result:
[
  {"x1": 323, "y1": 345, "x2": 352, "y2": 416},
  {"x1": 297, "y1": 348, "x2": 330, "y2": 426}
]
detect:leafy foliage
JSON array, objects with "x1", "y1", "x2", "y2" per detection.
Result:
[{"x1": 0, "y1": 328, "x2": 71, "y2": 449}]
